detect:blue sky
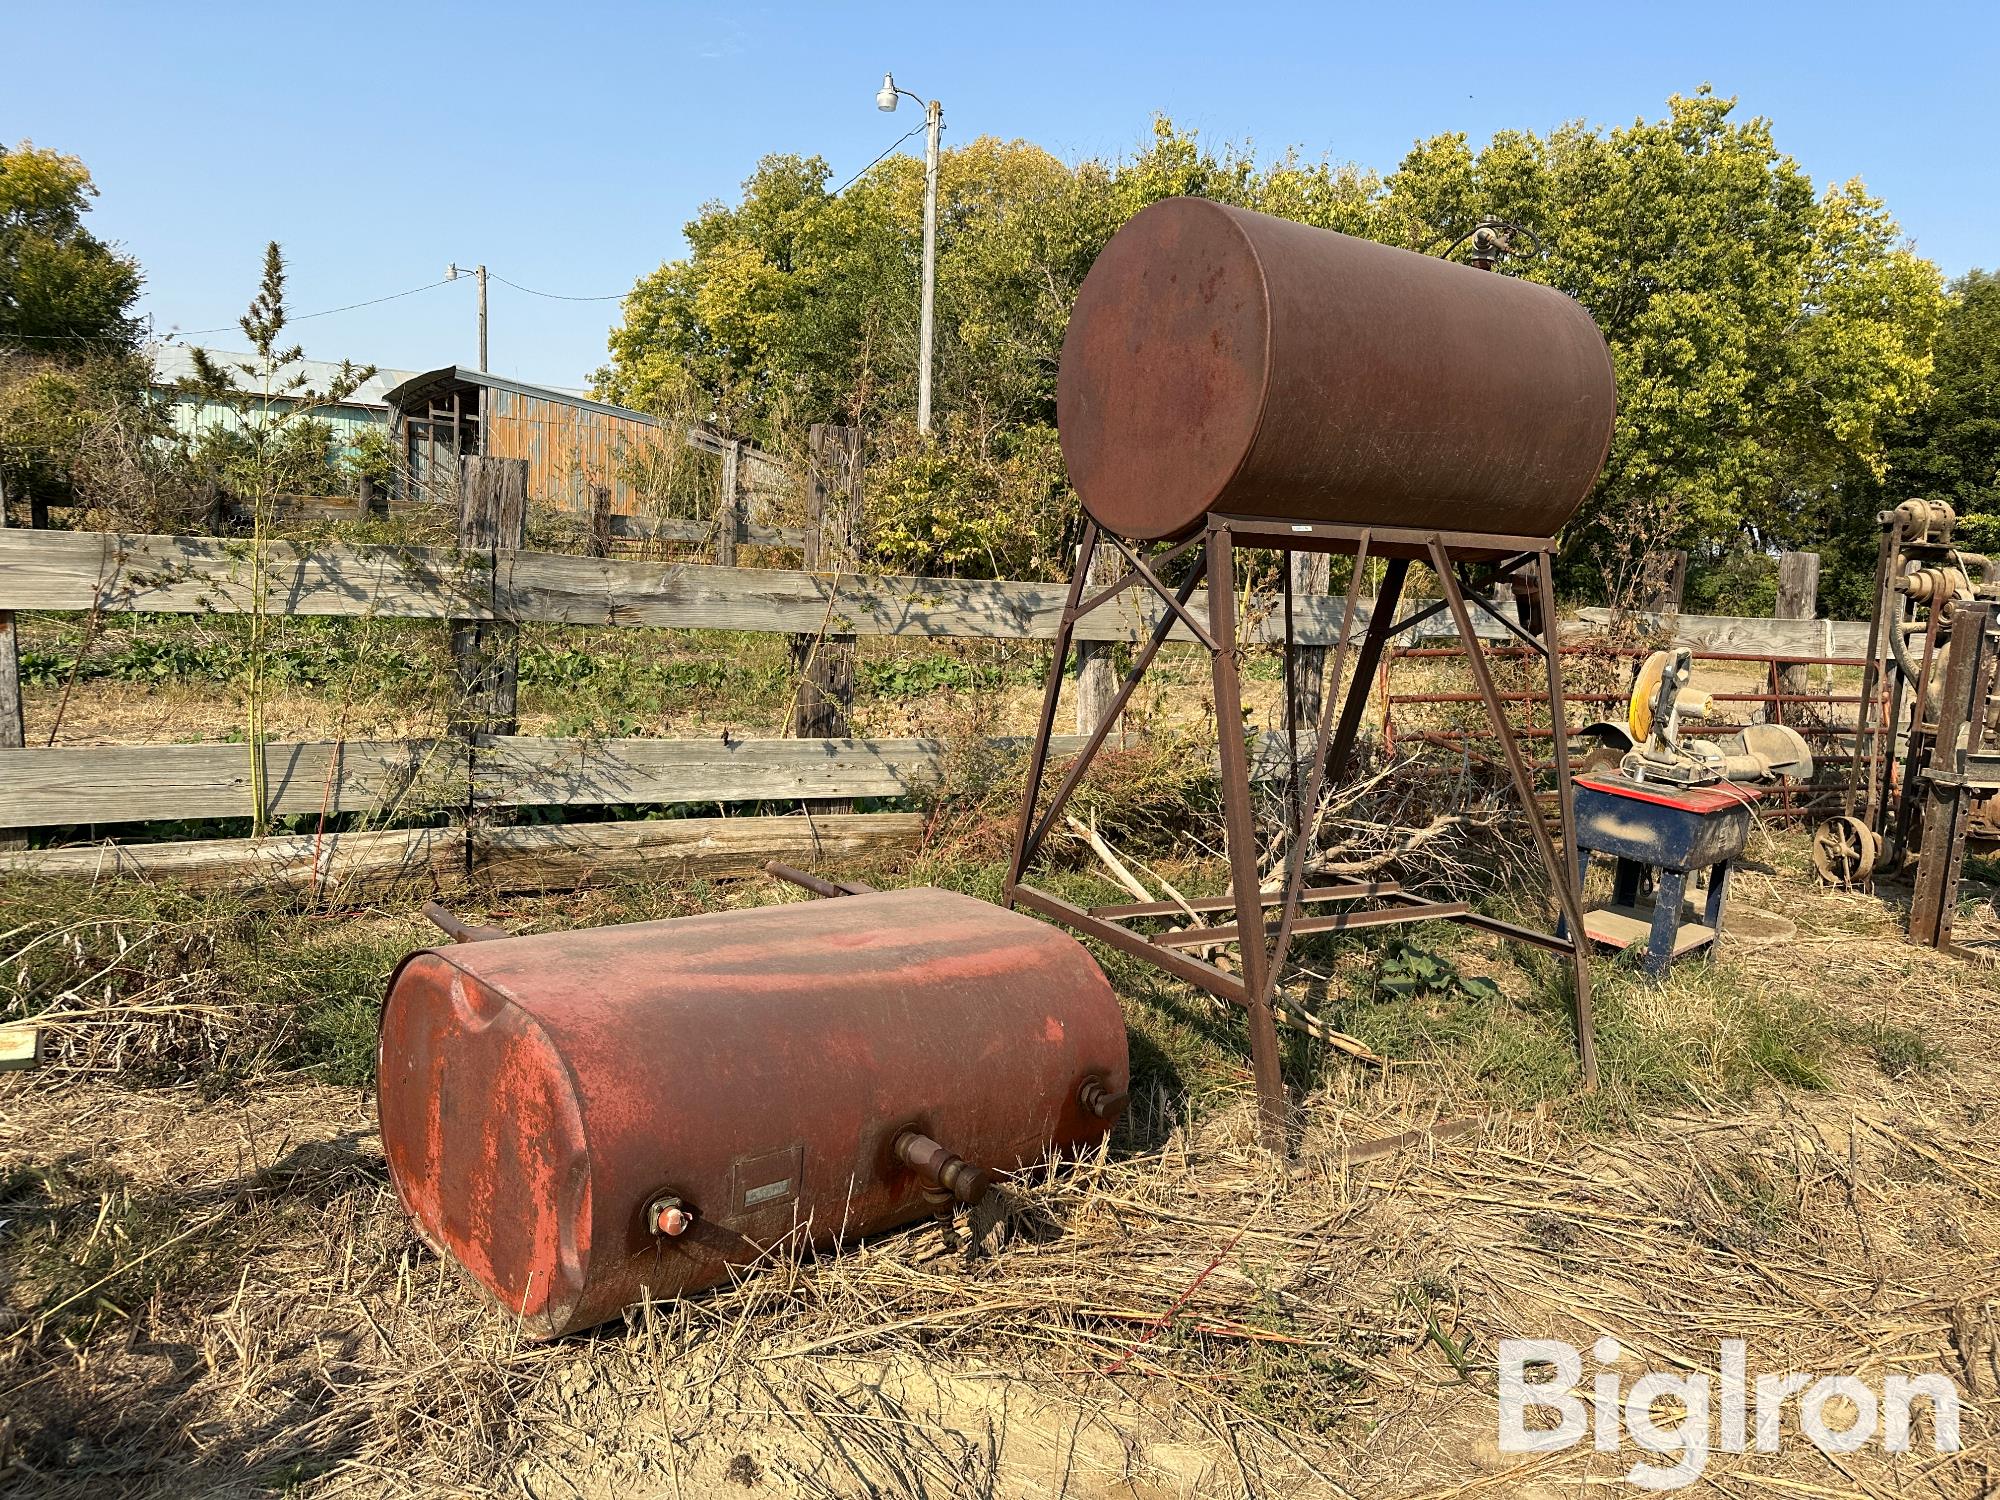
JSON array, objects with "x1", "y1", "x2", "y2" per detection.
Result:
[{"x1": 10, "y1": 1, "x2": 1995, "y2": 386}]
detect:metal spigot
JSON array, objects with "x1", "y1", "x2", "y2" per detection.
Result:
[
  {"x1": 892, "y1": 1130, "x2": 989, "y2": 1204},
  {"x1": 1078, "y1": 1076, "x2": 1129, "y2": 1122}
]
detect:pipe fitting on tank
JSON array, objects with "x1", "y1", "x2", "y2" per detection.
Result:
[
  {"x1": 645, "y1": 1193, "x2": 695, "y2": 1238},
  {"x1": 892, "y1": 1130, "x2": 989, "y2": 1205},
  {"x1": 1078, "y1": 1076, "x2": 1130, "y2": 1122}
]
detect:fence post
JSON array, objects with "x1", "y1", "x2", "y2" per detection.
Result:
[
  {"x1": 1639, "y1": 550, "x2": 1687, "y2": 614},
  {"x1": 454, "y1": 457, "x2": 528, "y2": 867},
  {"x1": 1776, "y1": 550, "x2": 1820, "y2": 699},
  {"x1": 0, "y1": 480, "x2": 24, "y2": 851},
  {"x1": 792, "y1": 426, "x2": 860, "y2": 765},
  {"x1": 1284, "y1": 550, "x2": 1331, "y2": 750},
  {"x1": 1075, "y1": 544, "x2": 1121, "y2": 738},
  {"x1": 588, "y1": 484, "x2": 613, "y2": 558},
  {"x1": 716, "y1": 439, "x2": 743, "y2": 567}
]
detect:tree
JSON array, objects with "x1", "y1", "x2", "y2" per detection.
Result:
[
  {"x1": 597, "y1": 94, "x2": 1943, "y2": 587},
  {"x1": 1371, "y1": 92, "x2": 1943, "y2": 598},
  {"x1": 1885, "y1": 270, "x2": 2000, "y2": 531},
  {"x1": 181, "y1": 242, "x2": 374, "y2": 502},
  {"x1": 181, "y1": 242, "x2": 372, "y2": 833},
  {"x1": 0, "y1": 142, "x2": 157, "y2": 525},
  {"x1": 0, "y1": 141, "x2": 143, "y2": 354}
]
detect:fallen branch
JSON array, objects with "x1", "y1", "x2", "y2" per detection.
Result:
[
  {"x1": 1271, "y1": 992, "x2": 1385, "y2": 1065},
  {"x1": 1065, "y1": 814, "x2": 1152, "y2": 904},
  {"x1": 1303, "y1": 814, "x2": 1469, "y2": 876},
  {"x1": 1066, "y1": 815, "x2": 1230, "y2": 971}
]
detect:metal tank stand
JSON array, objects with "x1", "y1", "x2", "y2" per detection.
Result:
[{"x1": 1005, "y1": 513, "x2": 1597, "y2": 1154}]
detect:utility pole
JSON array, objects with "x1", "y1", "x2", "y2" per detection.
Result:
[
  {"x1": 918, "y1": 98, "x2": 940, "y2": 434},
  {"x1": 876, "y1": 74, "x2": 943, "y2": 434},
  {"x1": 447, "y1": 263, "x2": 489, "y2": 370}
]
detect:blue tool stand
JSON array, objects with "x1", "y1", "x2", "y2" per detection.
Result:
[{"x1": 1559, "y1": 774, "x2": 1759, "y2": 977}]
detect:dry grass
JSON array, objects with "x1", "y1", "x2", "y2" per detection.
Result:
[{"x1": 5, "y1": 829, "x2": 2000, "y2": 1497}]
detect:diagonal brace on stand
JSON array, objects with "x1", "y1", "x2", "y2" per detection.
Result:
[{"x1": 1008, "y1": 518, "x2": 1600, "y2": 1155}]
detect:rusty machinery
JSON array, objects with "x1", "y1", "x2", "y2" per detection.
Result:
[
  {"x1": 1007, "y1": 197, "x2": 1620, "y2": 1152},
  {"x1": 378, "y1": 877, "x2": 1129, "y2": 1338},
  {"x1": 1813, "y1": 501, "x2": 2000, "y2": 952}
]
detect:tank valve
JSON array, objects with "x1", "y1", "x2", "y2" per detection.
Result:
[
  {"x1": 892, "y1": 1130, "x2": 989, "y2": 1205},
  {"x1": 1078, "y1": 1077, "x2": 1129, "y2": 1122},
  {"x1": 645, "y1": 1194, "x2": 695, "y2": 1237}
]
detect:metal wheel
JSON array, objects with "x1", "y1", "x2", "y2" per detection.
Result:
[{"x1": 1811, "y1": 815, "x2": 1880, "y2": 888}]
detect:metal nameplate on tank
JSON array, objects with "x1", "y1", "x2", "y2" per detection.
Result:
[{"x1": 731, "y1": 1145, "x2": 805, "y2": 1214}]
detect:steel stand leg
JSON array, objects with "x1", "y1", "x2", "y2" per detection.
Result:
[
  {"x1": 1207, "y1": 522, "x2": 1287, "y2": 1152},
  {"x1": 1535, "y1": 552, "x2": 1598, "y2": 1087},
  {"x1": 1430, "y1": 539, "x2": 1598, "y2": 1088},
  {"x1": 1006, "y1": 522, "x2": 1098, "y2": 899}
]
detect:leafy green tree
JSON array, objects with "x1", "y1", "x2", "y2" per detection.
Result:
[
  {"x1": 1886, "y1": 271, "x2": 2000, "y2": 529},
  {"x1": 0, "y1": 350, "x2": 168, "y2": 525},
  {"x1": 1375, "y1": 92, "x2": 1942, "y2": 591},
  {"x1": 1806, "y1": 269, "x2": 2000, "y2": 616},
  {"x1": 0, "y1": 142, "x2": 160, "y2": 524},
  {"x1": 598, "y1": 94, "x2": 1943, "y2": 586},
  {"x1": 0, "y1": 141, "x2": 143, "y2": 354}
]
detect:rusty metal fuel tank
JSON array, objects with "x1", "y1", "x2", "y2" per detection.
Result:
[
  {"x1": 1057, "y1": 197, "x2": 1617, "y2": 542},
  {"x1": 377, "y1": 887, "x2": 1127, "y2": 1338}
]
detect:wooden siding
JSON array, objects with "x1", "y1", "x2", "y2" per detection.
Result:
[
  {"x1": 480, "y1": 390, "x2": 791, "y2": 523},
  {"x1": 485, "y1": 387, "x2": 661, "y2": 514}
]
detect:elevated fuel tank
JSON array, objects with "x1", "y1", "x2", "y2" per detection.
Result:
[
  {"x1": 1056, "y1": 197, "x2": 1617, "y2": 542},
  {"x1": 377, "y1": 887, "x2": 1127, "y2": 1338}
]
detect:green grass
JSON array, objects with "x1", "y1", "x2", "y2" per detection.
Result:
[
  {"x1": 1859, "y1": 1019, "x2": 1946, "y2": 1079},
  {"x1": 0, "y1": 1155, "x2": 279, "y2": 1346},
  {"x1": 16, "y1": 609, "x2": 1056, "y2": 741},
  {"x1": 0, "y1": 831, "x2": 1881, "y2": 1145}
]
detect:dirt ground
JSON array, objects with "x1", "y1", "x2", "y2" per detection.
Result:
[{"x1": 5, "y1": 834, "x2": 2000, "y2": 1498}]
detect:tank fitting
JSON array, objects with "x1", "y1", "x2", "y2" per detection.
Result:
[
  {"x1": 892, "y1": 1130, "x2": 989, "y2": 1205},
  {"x1": 645, "y1": 1193, "x2": 695, "y2": 1237},
  {"x1": 1078, "y1": 1076, "x2": 1130, "y2": 1122},
  {"x1": 420, "y1": 901, "x2": 511, "y2": 944}
]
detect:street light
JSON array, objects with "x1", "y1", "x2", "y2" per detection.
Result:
[{"x1": 874, "y1": 71, "x2": 942, "y2": 435}]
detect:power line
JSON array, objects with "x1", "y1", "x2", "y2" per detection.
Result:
[
  {"x1": 487, "y1": 272, "x2": 626, "y2": 302},
  {"x1": 13, "y1": 265, "x2": 635, "y2": 353},
  {"x1": 833, "y1": 121, "x2": 929, "y2": 195},
  {"x1": 170, "y1": 277, "x2": 455, "y2": 336}
]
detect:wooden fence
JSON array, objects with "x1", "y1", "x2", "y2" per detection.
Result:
[{"x1": 0, "y1": 524, "x2": 1873, "y2": 892}]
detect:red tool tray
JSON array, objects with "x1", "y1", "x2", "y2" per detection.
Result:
[{"x1": 1573, "y1": 775, "x2": 1762, "y2": 815}]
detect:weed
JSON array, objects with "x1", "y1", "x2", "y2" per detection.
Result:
[
  {"x1": 1376, "y1": 941, "x2": 1503, "y2": 1003},
  {"x1": 858, "y1": 652, "x2": 999, "y2": 696},
  {"x1": 1863, "y1": 1020, "x2": 1945, "y2": 1079}
]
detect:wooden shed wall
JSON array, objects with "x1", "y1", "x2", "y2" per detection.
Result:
[{"x1": 484, "y1": 388, "x2": 662, "y2": 514}]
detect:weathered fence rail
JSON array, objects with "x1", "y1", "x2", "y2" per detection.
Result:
[
  {"x1": 0, "y1": 529, "x2": 1868, "y2": 648},
  {"x1": 0, "y1": 734, "x2": 1101, "y2": 830},
  {"x1": 0, "y1": 814, "x2": 925, "y2": 894},
  {"x1": 0, "y1": 526, "x2": 1876, "y2": 890}
]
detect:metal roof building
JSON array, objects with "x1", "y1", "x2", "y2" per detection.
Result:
[
  {"x1": 380, "y1": 367, "x2": 787, "y2": 516},
  {"x1": 150, "y1": 344, "x2": 417, "y2": 448}
]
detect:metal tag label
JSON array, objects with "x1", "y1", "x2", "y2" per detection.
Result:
[{"x1": 731, "y1": 1144, "x2": 805, "y2": 1215}]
